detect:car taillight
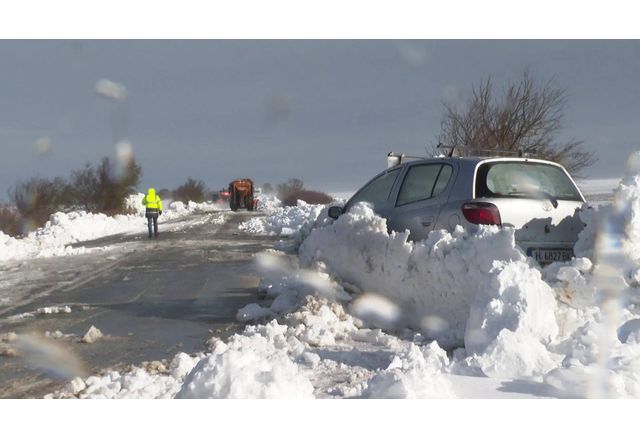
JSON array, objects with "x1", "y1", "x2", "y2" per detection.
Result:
[{"x1": 461, "y1": 202, "x2": 501, "y2": 225}]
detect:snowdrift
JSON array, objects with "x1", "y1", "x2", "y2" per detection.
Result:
[
  {"x1": 0, "y1": 194, "x2": 224, "y2": 263},
  {"x1": 239, "y1": 200, "x2": 326, "y2": 239},
  {"x1": 299, "y1": 203, "x2": 559, "y2": 350}
]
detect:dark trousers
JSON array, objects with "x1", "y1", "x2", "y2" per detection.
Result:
[{"x1": 146, "y1": 212, "x2": 159, "y2": 237}]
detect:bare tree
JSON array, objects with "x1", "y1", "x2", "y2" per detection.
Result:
[
  {"x1": 438, "y1": 70, "x2": 596, "y2": 174},
  {"x1": 69, "y1": 157, "x2": 142, "y2": 214},
  {"x1": 277, "y1": 178, "x2": 305, "y2": 200},
  {"x1": 12, "y1": 176, "x2": 71, "y2": 227},
  {"x1": 172, "y1": 178, "x2": 208, "y2": 203}
]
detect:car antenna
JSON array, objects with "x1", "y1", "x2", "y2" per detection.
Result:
[{"x1": 436, "y1": 142, "x2": 457, "y2": 157}]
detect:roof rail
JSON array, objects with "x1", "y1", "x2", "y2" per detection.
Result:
[
  {"x1": 436, "y1": 143, "x2": 533, "y2": 158},
  {"x1": 387, "y1": 151, "x2": 428, "y2": 168}
]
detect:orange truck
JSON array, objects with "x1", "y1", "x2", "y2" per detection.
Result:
[{"x1": 228, "y1": 178, "x2": 257, "y2": 211}]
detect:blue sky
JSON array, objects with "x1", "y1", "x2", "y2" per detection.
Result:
[{"x1": 1, "y1": 40, "x2": 639, "y2": 199}]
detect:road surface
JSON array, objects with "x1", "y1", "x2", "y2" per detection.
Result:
[{"x1": 0, "y1": 210, "x2": 279, "y2": 398}]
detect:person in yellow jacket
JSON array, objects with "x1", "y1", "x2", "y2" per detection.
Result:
[{"x1": 141, "y1": 188, "x2": 163, "y2": 238}]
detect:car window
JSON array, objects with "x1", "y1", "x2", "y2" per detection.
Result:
[
  {"x1": 349, "y1": 168, "x2": 400, "y2": 209},
  {"x1": 432, "y1": 164, "x2": 453, "y2": 198},
  {"x1": 476, "y1": 162, "x2": 582, "y2": 201},
  {"x1": 396, "y1": 164, "x2": 452, "y2": 206}
]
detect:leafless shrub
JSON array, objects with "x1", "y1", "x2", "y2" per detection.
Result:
[
  {"x1": 9, "y1": 156, "x2": 142, "y2": 231},
  {"x1": 438, "y1": 69, "x2": 596, "y2": 174},
  {"x1": 172, "y1": 178, "x2": 207, "y2": 203},
  {"x1": 96, "y1": 157, "x2": 142, "y2": 215},
  {"x1": 157, "y1": 188, "x2": 171, "y2": 199},
  {"x1": 282, "y1": 190, "x2": 334, "y2": 206},
  {"x1": 0, "y1": 204, "x2": 23, "y2": 237},
  {"x1": 12, "y1": 177, "x2": 72, "y2": 229},
  {"x1": 277, "y1": 178, "x2": 305, "y2": 201},
  {"x1": 69, "y1": 157, "x2": 142, "y2": 215}
]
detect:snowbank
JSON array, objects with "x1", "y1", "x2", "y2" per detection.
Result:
[
  {"x1": 256, "y1": 193, "x2": 282, "y2": 212},
  {"x1": 48, "y1": 353, "x2": 204, "y2": 399},
  {"x1": 167, "y1": 200, "x2": 224, "y2": 216},
  {"x1": 0, "y1": 194, "x2": 225, "y2": 263},
  {"x1": 254, "y1": 252, "x2": 351, "y2": 315},
  {"x1": 364, "y1": 342, "x2": 455, "y2": 398},
  {"x1": 299, "y1": 203, "x2": 536, "y2": 346},
  {"x1": 49, "y1": 295, "x2": 460, "y2": 399},
  {"x1": 239, "y1": 200, "x2": 326, "y2": 239},
  {"x1": 178, "y1": 321, "x2": 314, "y2": 398}
]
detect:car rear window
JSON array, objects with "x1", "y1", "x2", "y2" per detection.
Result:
[{"x1": 475, "y1": 161, "x2": 583, "y2": 201}]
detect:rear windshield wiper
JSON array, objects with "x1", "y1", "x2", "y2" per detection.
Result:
[{"x1": 506, "y1": 190, "x2": 559, "y2": 208}]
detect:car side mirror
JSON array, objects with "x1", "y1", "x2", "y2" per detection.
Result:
[{"x1": 328, "y1": 206, "x2": 344, "y2": 219}]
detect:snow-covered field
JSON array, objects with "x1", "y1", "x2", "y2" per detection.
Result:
[
  {"x1": 576, "y1": 177, "x2": 621, "y2": 196},
  {"x1": 0, "y1": 194, "x2": 226, "y2": 263},
  {"x1": 4, "y1": 161, "x2": 639, "y2": 399}
]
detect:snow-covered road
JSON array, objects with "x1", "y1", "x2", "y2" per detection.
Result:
[
  {"x1": 2, "y1": 167, "x2": 640, "y2": 399},
  {"x1": 0, "y1": 210, "x2": 281, "y2": 397}
]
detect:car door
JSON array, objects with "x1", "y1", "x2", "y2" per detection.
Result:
[
  {"x1": 387, "y1": 162, "x2": 456, "y2": 241},
  {"x1": 344, "y1": 167, "x2": 402, "y2": 216}
]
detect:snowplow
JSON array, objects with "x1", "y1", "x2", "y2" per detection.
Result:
[
  {"x1": 228, "y1": 178, "x2": 257, "y2": 211},
  {"x1": 213, "y1": 187, "x2": 231, "y2": 204}
]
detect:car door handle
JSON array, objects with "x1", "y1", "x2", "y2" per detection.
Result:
[{"x1": 421, "y1": 216, "x2": 435, "y2": 228}]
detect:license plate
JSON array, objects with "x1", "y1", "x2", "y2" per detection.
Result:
[{"x1": 526, "y1": 248, "x2": 573, "y2": 263}]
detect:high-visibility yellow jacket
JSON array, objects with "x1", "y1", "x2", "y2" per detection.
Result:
[{"x1": 142, "y1": 188, "x2": 163, "y2": 211}]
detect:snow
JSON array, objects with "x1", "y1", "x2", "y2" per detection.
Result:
[
  {"x1": 177, "y1": 321, "x2": 315, "y2": 399},
  {"x1": 49, "y1": 296, "x2": 456, "y2": 399},
  {"x1": 40, "y1": 153, "x2": 640, "y2": 398},
  {"x1": 618, "y1": 318, "x2": 640, "y2": 343},
  {"x1": 364, "y1": 342, "x2": 455, "y2": 398},
  {"x1": 236, "y1": 303, "x2": 274, "y2": 322},
  {"x1": 81, "y1": 326, "x2": 104, "y2": 344},
  {"x1": 37, "y1": 305, "x2": 72, "y2": 315},
  {"x1": 0, "y1": 194, "x2": 225, "y2": 264},
  {"x1": 8, "y1": 305, "x2": 74, "y2": 322},
  {"x1": 473, "y1": 330, "x2": 560, "y2": 379},
  {"x1": 239, "y1": 200, "x2": 326, "y2": 239},
  {"x1": 256, "y1": 193, "x2": 282, "y2": 212},
  {"x1": 465, "y1": 260, "x2": 559, "y2": 356},
  {"x1": 45, "y1": 353, "x2": 205, "y2": 399},
  {"x1": 299, "y1": 203, "x2": 528, "y2": 347},
  {"x1": 576, "y1": 177, "x2": 621, "y2": 196}
]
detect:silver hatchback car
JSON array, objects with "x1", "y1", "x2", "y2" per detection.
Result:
[{"x1": 328, "y1": 155, "x2": 587, "y2": 265}]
